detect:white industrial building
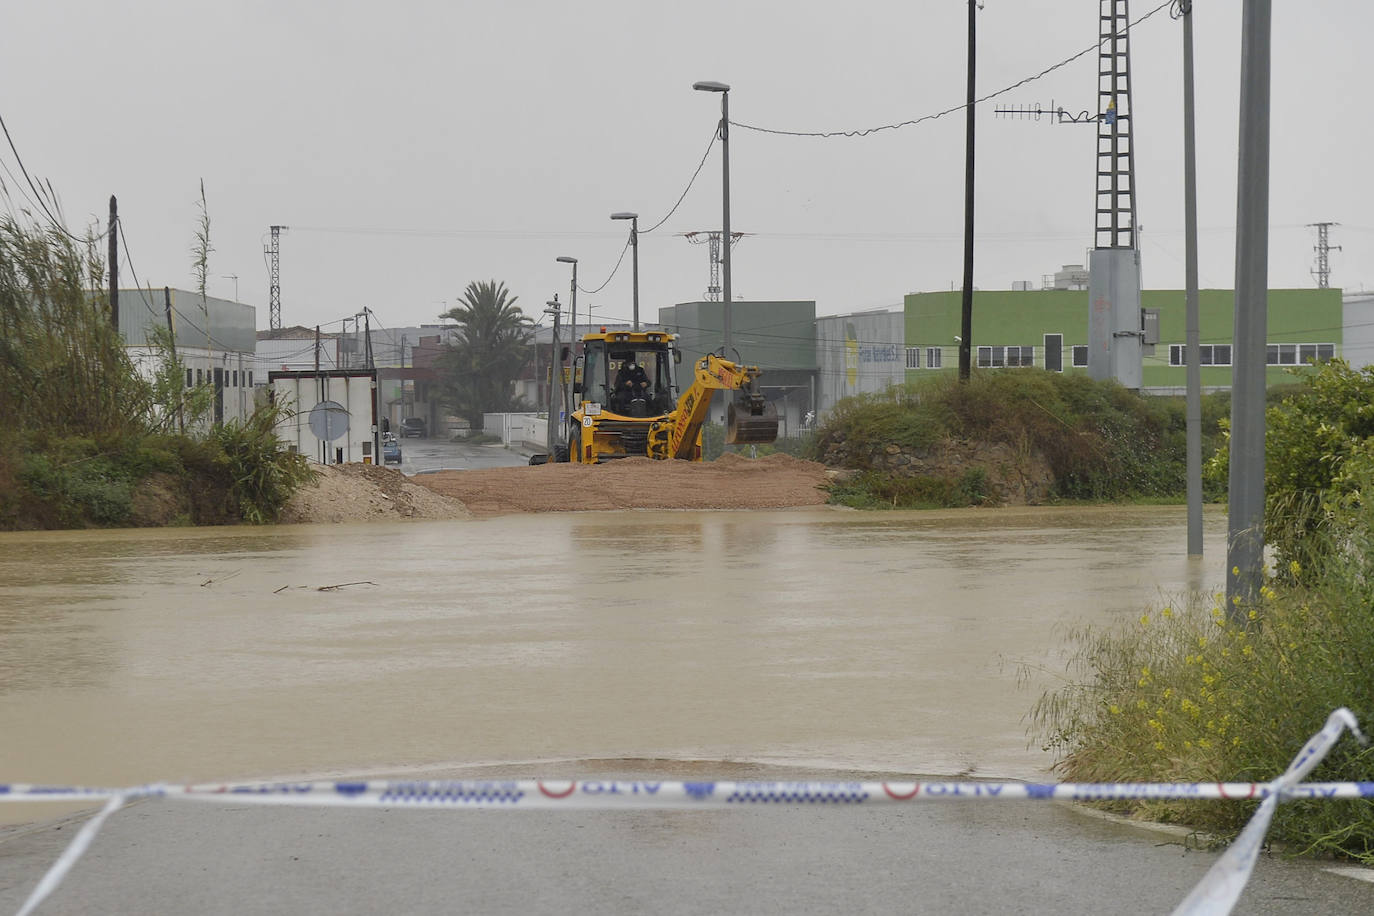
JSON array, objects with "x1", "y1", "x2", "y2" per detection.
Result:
[{"x1": 119, "y1": 288, "x2": 257, "y2": 426}]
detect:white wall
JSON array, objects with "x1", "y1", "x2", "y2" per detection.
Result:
[
  {"x1": 1344, "y1": 292, "x2": 1374, "y2": 370},
  {"x1": 483, "y1": 412, "x2": 542, "y2": 449},
  {"x1": 273, "y1": 373, "x2": 380, "y2": 465}
]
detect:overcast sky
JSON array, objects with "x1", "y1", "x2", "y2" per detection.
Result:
[{"x1": 3, "y1": 1, "x2": 1369, "y2": 335}]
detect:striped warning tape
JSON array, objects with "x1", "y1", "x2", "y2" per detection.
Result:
[
  {"x1": 4, "y1": 779, "x2": 1374, "y2": 808},
  {"x1": 5, "y1": 708, "x2": 1367, "y2": 916}
]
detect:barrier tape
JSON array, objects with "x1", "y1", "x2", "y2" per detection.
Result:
[
  {"x1": 5, "y1": 779, "x2": 1374, "y2": 808},
  {"x1": 5, "y1": 708, "x2": 1367, "y2": 916}
]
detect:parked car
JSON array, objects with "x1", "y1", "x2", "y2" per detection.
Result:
[
  {"x1": 382, "y1": 435, "x2": 402, "y2": 465},
  {"x1": 401, "y1": 417, "x2": 427, "y2": 438}
]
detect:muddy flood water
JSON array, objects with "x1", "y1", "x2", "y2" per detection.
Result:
[{"x1": 1, "y1": 506, "x2": 1227, "y2": 825}]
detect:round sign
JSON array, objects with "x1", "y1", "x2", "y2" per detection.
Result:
[{"x1": 308, "y1": 400, "x2": 350, "y2": 442}]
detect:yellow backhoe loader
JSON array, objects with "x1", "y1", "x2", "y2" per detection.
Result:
[{"x1": 539, "y1": 328, "x2": 777, "y2": 464}]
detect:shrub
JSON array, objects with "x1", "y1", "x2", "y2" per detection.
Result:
[
  {"x1": 812, "y1": 371, "x2": 1225, "y2": 504},
  {"x1": 1030, "y1": 491, "x2": 1374, "y2": 861},
  {"x1": 210, "y1": 402, "x2": 317, "y2": 524}
]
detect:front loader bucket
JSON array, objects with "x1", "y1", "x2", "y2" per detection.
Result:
[{"x1": 726, "y1": 396, "x2": 778, "y2": 445}]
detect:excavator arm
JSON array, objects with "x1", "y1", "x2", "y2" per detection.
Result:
[{"x1": 655, "y1": 354, "x2": 777, "y2": 460}]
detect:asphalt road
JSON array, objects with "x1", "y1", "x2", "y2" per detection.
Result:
[
  {"x1": 385, "y1": 434, "x2": 532, "y2": 475},
  {"x1": 3, "y1": 790, "x2": 1372, "y2": 915}
]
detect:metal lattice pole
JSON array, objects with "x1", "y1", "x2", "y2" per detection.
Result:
[
  {"x1": 1307, "y1": 222, "x2": 1340, "y2": 289},
  {"x1": 268, "y1": 225, "x2": 285, "y2": 330}
]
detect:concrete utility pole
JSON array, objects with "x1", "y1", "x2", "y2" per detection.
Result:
[
  {"x1": 1227, "y1": 0, "x2": 1272, "y2": 616},
  {"x1": 958, "y1": 1, "x2": 977, "y2": 382},
  {"x1": 108, "y1": 196, "x2": 118, "y2": 331},
  {"x1": 545, "y1": 296, "x2": 562, "y2": 455},
  {"x1": 1181, "y1": 0, "x2": 1203, "y2": 556}
]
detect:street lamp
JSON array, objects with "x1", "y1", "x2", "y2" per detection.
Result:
[
  {"x1": 556, "y1": 256, "x2": 578, "y2": 347},
  {"x1": 610, "y1": 212, "x2": 639, "y2": 330},
  {"x1": 693, "y1": 80, "x2": 731, "y2": 354}
]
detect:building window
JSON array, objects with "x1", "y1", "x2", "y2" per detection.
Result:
[
  {"x1": 1266, "y1": 343, "x2": 1334, "y2": 366},
  {"x1": 196, "y1": 368, "x2": 203, "y2": 385},
  {"x1": 978, "y1": 346, "x2": 1033, "y2": 368},
  {"x1": 186, "y1": 368, "x2": 193, "y2": 388},
  {"x1": 1169, "y1": 344, "x2": 1233, "y2": 367},
  {"x1": 905, "y1": 347, "x2": 921, "y2": 369},
  {"x1": 926, "y1": 347, "x2": 942, "y2": 369},
  {"x1": 232, "y1": 370, "x2": 239, "y2": 388},
  {"x1": 248, "y1": 370, "x2": 253, "y2": 387},
  {"x1": 1071, "y1": 346, "x2": 1088, "y2": 368}
]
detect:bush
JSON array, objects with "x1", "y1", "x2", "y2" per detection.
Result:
[
  {"x1": 210, "y1": 403, "x2": 317, "y2": 524},
  {"x1": 812, "y1": 371, "x2": 1227, "y2": 505},
  {"x1": 1030, "y1": 492, "x2": 1374, "y2": 861}
]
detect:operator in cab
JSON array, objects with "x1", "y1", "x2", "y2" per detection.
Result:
[{"x1": 614, "y1": 356, "x2": 651, "y2": 412}]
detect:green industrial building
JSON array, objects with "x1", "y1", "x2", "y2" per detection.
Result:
[{"x1": 903, "y1": 288, "x2": 1342, "y2": 392}]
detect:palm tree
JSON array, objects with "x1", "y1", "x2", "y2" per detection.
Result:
[{"x1": 436, "y1": 280, "x2": 533, "y2": 429}]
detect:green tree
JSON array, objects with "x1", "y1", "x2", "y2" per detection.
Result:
[
  {"x1": 1206, "y1": 358, "x2": 1374, "y2": 581},
  {"x1": 435, "y1": 280, "x2": 533, "y2": 429}
]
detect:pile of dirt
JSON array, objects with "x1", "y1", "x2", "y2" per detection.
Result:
[
  {"x1": 410, "y1": 453, "x2": 833, "y2": 519},
  {"x1": 279, "y1": 464, "x2": 471, "y2": 524}
]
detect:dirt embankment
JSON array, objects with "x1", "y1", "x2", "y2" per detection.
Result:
[
  {"x1": 278, "y1": 463, "x2": 471, "y2": 523},
  {"x1": 280, "y1": 454, "x2": 833, "y2": 523}
]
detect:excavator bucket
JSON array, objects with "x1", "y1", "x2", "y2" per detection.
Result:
[{"x1": 726, "y1": 395, "x2": 779, "y2": 445}]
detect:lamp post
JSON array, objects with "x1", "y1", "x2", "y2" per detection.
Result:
[
  {"x1": 610, "y1": 212, "x2": 639, "y2": 330},
  {"x1": 693, "y1": 80, "x2": 731, "y2": 355}
]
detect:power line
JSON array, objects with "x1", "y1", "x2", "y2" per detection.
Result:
[
  {"x1": 578, "y1": 238, "x2": 631, "y2": 295},
  {"x1": 0, "y1": 108, "x2": 109, "y2": 241},
  {"x1": 638, "y1": 130, "x2": 717, "y2": 235},
  {"x1": 732, "y1": 1, "x2": 1173, "y2": 139}
]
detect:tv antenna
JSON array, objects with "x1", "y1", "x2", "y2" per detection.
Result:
[{"x1": 993, "y1": 99, "x2": 1100, "y2": 125}]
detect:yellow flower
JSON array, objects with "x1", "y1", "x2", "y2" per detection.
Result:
[
  {"x1": 1162, "y1": 607, "x2": 1174, "y2": 619},
  {"x1": 1154, "y1": 741, "x2": 1165, "y2": 751},
  {"x1": 1248, "y1": 609, "x2": 1258, "y2": 620},
  {"x1": 1197, "y1": 636, "x2": 1208, "y2": 649},
  {"x1": 1289, "y1": 560, "x2": 1302, "y2": 577},
  {"x1": 1139, "y1": 613, "x2": 1150, "y2": 627},
  {"x1": 1163, "y1": 688, "x2": 1174, "y2": 700},
  {"x1": 1232, "y1": 566, "x2": 1240, "y2": 575},
  {"x1": 1232, "y1": 736, "x2": 1242, "y2": 746},
  {"x1": 1136, "y1": 699, "x2": 1147, "y2": 710},
  {"x1": 1242, "y1": 645, "x2": 1254, "y2": 658},
  {"x1": 1198, "y1": 737, "x2": 1212, "y2": 749},
  {"x1": 1109, "y1": 704, "x2": 1121, "y2": 715}
]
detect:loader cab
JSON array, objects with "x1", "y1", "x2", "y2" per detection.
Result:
[{"x1": 576, "y1": 331, "x2": 678, "y2": 418}]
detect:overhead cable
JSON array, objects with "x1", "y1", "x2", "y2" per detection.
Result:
[{"x1": 731, "y1": 1, "x2": 1173, "y2": 139}]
